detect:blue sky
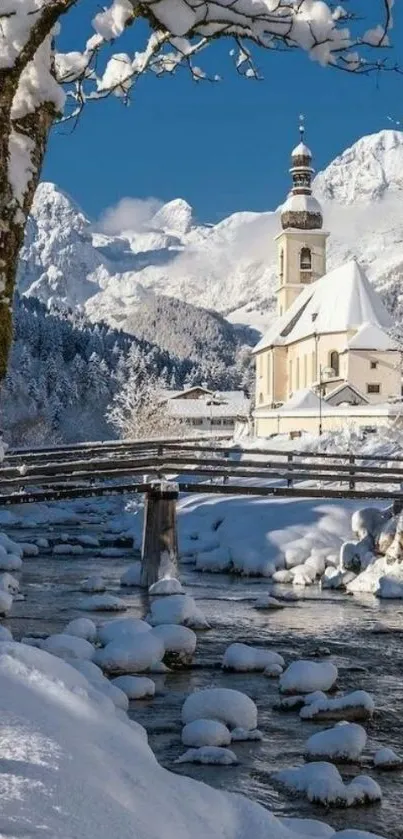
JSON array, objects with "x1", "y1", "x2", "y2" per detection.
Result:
[{"x1": 43, "y1": 1, "x2": 403, "y2": 224}]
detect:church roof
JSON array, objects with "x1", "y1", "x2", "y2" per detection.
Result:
[
  {"x1": 279, "y1": 388, "x2": 322, "y2": 411},
  {"x1": 281, "y1": 193, "x2": 322, "y2": 219},
  {"x1": 253, "y1": 259, "x2": 394, "y2": 353},
  {"x1": 347, "y1": 321, "x2": 400, "y2": 351}
]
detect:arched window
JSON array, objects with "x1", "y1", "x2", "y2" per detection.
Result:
[
  {"x1": 300, "y1": 247, "x2": 312, "y2": 270},
  {"x1": 279, "y1": 249, "x2": 284, "y2": 282},
  {"x1": 329, "y1": 351, "x2": 339, "y2": 377}
]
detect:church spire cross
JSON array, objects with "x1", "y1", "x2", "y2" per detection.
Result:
[
  {"x1": 299, "y1": 113, "x2": 305, "y2": 142},
  {"x1": 280, "y1": 117, "x2": 323, "y2": 231}
]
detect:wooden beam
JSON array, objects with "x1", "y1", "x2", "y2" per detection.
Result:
[{"x1": 141, "y1": 482, "x2": 179, "y2": 588}]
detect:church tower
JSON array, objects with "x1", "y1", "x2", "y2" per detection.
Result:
[{"x1": 276, "y1": 118, "x2": 328, "y2": 316}]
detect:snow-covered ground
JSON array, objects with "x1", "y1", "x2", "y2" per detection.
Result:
[{"x1": 0, "y1": 491, "x2": 402, "y2": 838}]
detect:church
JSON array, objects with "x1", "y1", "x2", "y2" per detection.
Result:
[{"x1": 253, "y1": 125, "x2": 402, "y2": 438}]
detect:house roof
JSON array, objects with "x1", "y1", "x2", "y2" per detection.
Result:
[
  {"x1": 279, "y1": 388, "x2": 322, "y2": 412},
  {"x1": 324, "y1": 381, "x2": 368, "y2": 405},
  {"x1": 167, "y1": 393, "x2": 250, "y2": 420},
  {"x1": 347, "y1": 322, "x2": 400, "y2": 351},
  {"x1": 253, "y1": 259, "x2": 393, "y2": 353}
]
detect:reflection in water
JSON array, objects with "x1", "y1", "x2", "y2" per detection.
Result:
[{"x1": 5, "y1": 516, "x2": 403, "y2": 839}]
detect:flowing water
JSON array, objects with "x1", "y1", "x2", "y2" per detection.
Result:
[{"x1": 4, "y1": 499, "x2": 403, "y2": 838}]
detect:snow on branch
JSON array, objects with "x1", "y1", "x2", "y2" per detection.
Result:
[{"x1": 0, "y1": 0, "x2": 397, "y2": 213}]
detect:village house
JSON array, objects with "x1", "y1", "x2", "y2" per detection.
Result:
[{"x1": 160, "y1": 386, "x2": 251, "y2": 436}]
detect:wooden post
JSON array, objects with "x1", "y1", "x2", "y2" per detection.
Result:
[
  {"x1": 141, "y1": 481, "x2": 179, "y2": 588},
  {"x1": 349, "y1": 454, "x2": 355, "y2": 490},
  {"x1": 287, "y1": 453, "x2": 293, "y2": 488}
]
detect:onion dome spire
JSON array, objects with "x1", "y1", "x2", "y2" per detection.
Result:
[{"x1": 281, "y1": 116, "x2": 323, "y2": 231}]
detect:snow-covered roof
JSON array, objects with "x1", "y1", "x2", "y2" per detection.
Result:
[
  {"x1": 281, "y1": 193, "x2": 322, "y2": 217},
  {"x1": 292, "y1": 142, "x2": 312, "y2": 158},
  {"x1": 324, "y1": 382, "x2": 368, "y2": 405},
  {"x1": 347, "y1": 322, "x2": 400, "y2": 351},
  {"x1": 278, "y1": 388, "x2": 322, "y2": 412},
  {"x1": 166, "y1": 392, "x2": 250, "y2": 419},
  {"x1": 254, "y1": 260, "x2": 394, "y2": 353}
]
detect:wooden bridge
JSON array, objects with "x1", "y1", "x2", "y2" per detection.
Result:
[{"x1": 2, "y1": 437, "x2": 403, "y2": 586}]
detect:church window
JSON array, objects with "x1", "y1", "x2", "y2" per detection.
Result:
[
  {"x1": 267, "y1": 354, "x2": 271, "y2": 391},
  {"x1": 367, "y1": 384, "x2": 380, "y2": 394},
  {"x1": 300, "y1": 247, "x2": 312, "y2": 270},
  {"x1": 329, "y1": 351, "x2": 339, "y2": 377},
  {"x1": 296, "y1": 358, "x2": 300, "y2": 390},
  {"x1": 289, "y1": 360, "x2": 292, "y2": 392},
  {"x1": 311, "y1": 351, "x2": 316, "y2": 381},
  {"x1": 370, "y1": 361, "x2": 378, "y2": 369},
  {"x1": 304, "y1": 354, "x2": 308, "y2": 387},
  {"x1": 280, "y1": 249, "x2": 284, "y2": 281},
  {"x1": 259, "y1": 392, "x2": 264, "y2": 403}
]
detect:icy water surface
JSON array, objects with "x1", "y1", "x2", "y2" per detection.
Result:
[{"x1": 4, "y1": 501, "x2": 403, "y2": 838}]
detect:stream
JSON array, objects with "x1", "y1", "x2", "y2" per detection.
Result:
[{"x1": 4, "y1": 497, "x2": 403, "y2": 838}]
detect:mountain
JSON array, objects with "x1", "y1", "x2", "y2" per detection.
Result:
[{"x1": 18, "y1": 130, "x2": 403, "y2": 335}]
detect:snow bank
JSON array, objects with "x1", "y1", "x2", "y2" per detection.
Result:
[
  {"x1": 182, "y1": 688, "x2": 257, "y2": 731},
  {"x1": 81, "y1": 575, "x2": 106, "y2": 593},
  {"x1": 64, "y1": 618, "x2": 97, "y2": 642},
  {"x1": 274, "y1": 762, "x2": 381, "y2": 806},
  {"x1": 149, "y1": 578, "x2": 184, "y2": 595},
  {"x1": 66, "y1": 658, "x2": 129, "y2": 711},
  {"x1": 280, "y1": 661, "x2": 338, "y2": 695},
  {"x1": 0, "y1": 551, "x2": 22, "y2": 571},
  {"x1": 41, "y1": 633, "x2": 95, "y2": 661},
  {"x1": 231, "y1": 728, "x2": 263, "y2": 741},
  {"x1": 53, "y1": 543, "x2": 84, "y2": 556},
  {"x1": 300, "y1": 691, "x2": 375, "y2": 722},
  {"x1": 81, "y1": 594, "x2": 127, "y2": 612},
  {"x1": 373, "y1": 747, "x2": 403, "y2": 769},
  {"x1": 147, "y1": 594, "x2": 210, "y2": 629},
  {"x1": 176, "y1": 746, "x2": 238, "y2": 765},
  {"x1": 305, "y1": 723, "x2": 367, "y2": 762},
  {"x1": 111, "y1": 675, "x2": 155, "y2": 699},
  {"x1": 120, "y1": 563, "x2": 142, "y2": 587},
  {"x1": 182, "y1": 719, "x2": 232, "y2": 748},
  {"x1": 222, "y1": 643, "x2": 284, "y2": 673},
  {"x1": 98, "y1": 618, "x2": 151, "y2": 646},
  {"x1": 0, "y1": 640, "x2": 390, "y2": 839},
  {"x1": 94, "y1": 633, "x2": 164, "y2": 674}
]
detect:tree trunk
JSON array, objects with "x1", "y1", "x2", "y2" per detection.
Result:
[{"x1": 0, "y1": 79, "x2": 54, "y2": 380}]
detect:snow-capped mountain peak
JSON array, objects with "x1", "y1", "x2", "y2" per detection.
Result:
[
  {"x1": 18, "y1": 130, "x2": 403, "y2": 334},
  {"x1": 314, "y1": 129, "x2": 403, "y2": 204}
]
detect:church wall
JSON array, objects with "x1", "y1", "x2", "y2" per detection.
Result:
[
  {"x1": 254, "y1": 409, "x2": 403, "y2": 438},
  {"x1": 276, "y1": 229, "x2": 328, "y2": 315},
  {"x1": 347, "y1": 350, "x2": 401, "y2": 403},
  {"x1": 286, "y1": 332, "x2": 349, "y2": 395}
]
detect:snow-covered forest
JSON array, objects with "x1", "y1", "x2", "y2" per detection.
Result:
[{"x1": 0, "y1": 295, "x2": 252, "y2": 445}]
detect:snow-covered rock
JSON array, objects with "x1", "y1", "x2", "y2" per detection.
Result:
[
  {"x1": 182, "y1": 719, "x2": 232, "y2": 748},
  {"x1": 0, "y1": 625, "x2": 13, "y2": 642},
  {"x1": 53, "y1": 543, "x2": 84, "y2": 556},
  {"x1": 19, "y1": 541, "x2": 39, "y2": 556},
  {"x1": 0, "y1": 572, "x2": 20, "y2": 594},
  {"x1": 41, "y1": 633, "x2": 95, "y2": 661},
  {"x1": 120, "y1": 563, "x2": 142, "y2": 587},
  {"x1": 81, "y1": 575, "x2": 106, "y2": 593},
  {"x1": 151, "y1": 624, "x2": 196, "y2": 664},
  {"x1": 111, "y1": 675, "x2": 155, "y2": 699},
  {"x1": 231, "y1": 727, "x2": 263, "y2": 742},
  {"x1": 300, "y1": 691, "x2": 375, "y2": 722},
  {"x1": 222, "y1": 643, "x2": 284, "y2": 673},
  {"x1": 147, "y1": 594, "x2": 210, "y2": 629},
  {"x1": 94, "y1": 633, "x2": 164, "y2": 674},
  {"x1": 176, "y1": 746, "x2": 238, "y2": 766},
  {"x1": 253, "y1": 595, "x2": 284, "y2": 610},
  {"x1": 0, "y1": 552, "x2": 22, "y2": 571},
  {"x1": 149, "y1": 578, "x2": 184, "y2": 595},
  {"x1": 98, "y1": 618, "x2": 151, "y2": 646},
  {"x1": 80, "y1": 594, "x2": 127, "y2": 612},
  {"x1": 182, "y1": 688, "x2": 257, "y2": 731},
  {"x1": 64, "y1": 618, "x2": 97, "y2": 642},
  {"x1": 274, "y1": 762, "x2": 381, "y2": 807},
  {"x1": 373, "y1": 747, "x2": 403, "y2": 769},
  {"x1": 0, "y1": 590, "x2": 13, "y2": 616},
  {"x1": 305, "y1": 723, "x2": 367, "y2": 762},
  {"x1": 280, "y1": 661, "x2": 338, "y2": 695}
]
